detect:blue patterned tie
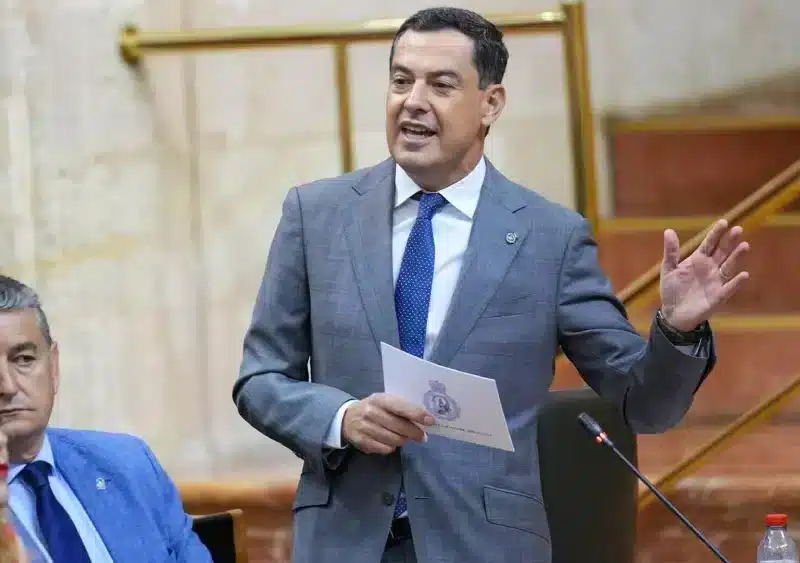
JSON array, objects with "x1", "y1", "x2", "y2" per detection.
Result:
[
  {"x1": 20, "y1": 461, "x2": 91, "y2": 563},
  {"x1": 393, "y1": 192, "x2": 448, "y2": 518}
]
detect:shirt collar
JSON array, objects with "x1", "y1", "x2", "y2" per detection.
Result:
[
  {"x1": 7, "y1": 433, "x2": 54, "y2": 484},
  {"x1": 394, "y1": 156, "x2": 486, "y2": 219}
]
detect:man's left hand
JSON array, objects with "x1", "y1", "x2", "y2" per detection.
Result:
[{"x1": 660, "y1": 219, "x2": 750, "y2": 332}]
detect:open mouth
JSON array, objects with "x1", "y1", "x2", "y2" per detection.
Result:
[{"x1": 400, "y1": 124, "x2": 436, "y2": 142}]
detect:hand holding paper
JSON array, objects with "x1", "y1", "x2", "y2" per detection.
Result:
[
  {"x1": 381, "y1": 342, "x2": 515, "y2": 452},
  {"x1": 341, "y1": 393, "x2": 434, "y2": 455}
]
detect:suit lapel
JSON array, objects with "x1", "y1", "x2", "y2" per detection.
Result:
[
  {"x1": 428, "y1": 163, "x2": 530, "y2": 366},
  {"x1": 343, "y1": 159, "x2": 401, "y2": 350},
  {"x1": 48, "y1": 431, "x2": 147, "y2": 561}
]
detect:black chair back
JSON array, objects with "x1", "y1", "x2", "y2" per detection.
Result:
[
  {"x1": 192, "y1": 509, "x2": 248, "y2": 563},
  {"x1": 537, "y1": 387, "x2": 637, "y2": 563}
]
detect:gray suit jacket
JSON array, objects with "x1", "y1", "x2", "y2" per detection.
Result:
[{"x1": 233, "y1": 158, "x2": 715, "y2": 563}]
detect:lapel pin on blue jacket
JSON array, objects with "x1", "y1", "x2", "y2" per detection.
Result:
[
  {"x1": 505, "y1": 232, "x2": 518, "y2": 244},
  {"x1": 95, "y1": 477, "x2": 107, "y2": 491}
]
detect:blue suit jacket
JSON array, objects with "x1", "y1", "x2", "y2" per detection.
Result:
[{"x1": 18, "y1": 428, "x2": 212, "y2": 563}]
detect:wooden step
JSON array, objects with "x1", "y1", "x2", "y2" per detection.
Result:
[
  {"x1": 637, "y1": 422, "x2": 800, "y2": 479},
  {"x1": 637, "y1": 424, "x2": 800, "y2": 562},
  {"x1": 596, "y1": 218, "x2": 800, "y2": 314},
  {"x1": 637, "y1": 472, "x2": 800, "y2": 563},
  {"x1": 554, "y1": 321, "x2": 800, "y2": 418},
  {"x1": 608, "y1": 116, "x2": 800, "y2": 216}
]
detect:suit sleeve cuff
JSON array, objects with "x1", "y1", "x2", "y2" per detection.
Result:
[{"x1": 323, "y1": 400, "x2": 359, "y2": 449}]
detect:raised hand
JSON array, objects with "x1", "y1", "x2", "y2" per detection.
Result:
[{"x1": 660, "y1": 219, "x2": 750, "y2": 332}]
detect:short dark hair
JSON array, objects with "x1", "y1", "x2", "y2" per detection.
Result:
[
  {"x1": 390, "y1": 7, "x2": 509, "y2": 89},
  {"x1": 0, "y1": 275, "x2": 52, "y2": 345}
]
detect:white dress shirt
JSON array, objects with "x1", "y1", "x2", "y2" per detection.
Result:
[
  {"x1": 7, "y1": 434, "x2": 114, "y2": 563},
  {"x1": 323, "y1": 157, "x2": 486, "y2": 449}
]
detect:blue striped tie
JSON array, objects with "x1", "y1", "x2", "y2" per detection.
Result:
[
  {"x1": 20, "y1": 461, "x2": 92, "y2": 563},
  {"x1": 393, "y1": 191, "x2": 448, "y2": 518}
]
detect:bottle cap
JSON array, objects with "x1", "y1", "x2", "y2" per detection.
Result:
[{"x1": 766, "y1": 513, "x2": 789, "y2": 527}]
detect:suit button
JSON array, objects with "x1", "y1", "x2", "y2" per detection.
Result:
[{"x1": 381, "y1": 492, "x2": 395, "y2": 506}]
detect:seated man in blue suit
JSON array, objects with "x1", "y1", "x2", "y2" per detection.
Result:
[{"x1": 0, "y1": 275, "x2": 212, "y2": 563}]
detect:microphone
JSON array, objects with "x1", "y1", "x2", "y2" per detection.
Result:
[{"x1": 577, "y1": 412, "x2": 730, "y2": 563}]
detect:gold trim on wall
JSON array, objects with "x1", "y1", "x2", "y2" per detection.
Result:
[
  {"x1": 608, "y1": 115, "x2": 800, "y2": 133},
  {"x1": 599, "y1": 212, "x2": 800, "y2": 233}
]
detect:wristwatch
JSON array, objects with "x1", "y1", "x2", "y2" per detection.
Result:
[{"x1": 655, "y1": 309, "x2": 709, "y2": 345}]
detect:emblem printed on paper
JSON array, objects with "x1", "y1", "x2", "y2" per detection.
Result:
[{"x1": 423, "y1": 380, "x2": 461, "y2": 421}]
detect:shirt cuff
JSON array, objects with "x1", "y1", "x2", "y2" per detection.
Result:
[
  {"x1": 675, "y1": 335, "x2": 711, "y2": 358},
  {"x1": 323, "y1": 400, "x2": 359, "y2": 449}
]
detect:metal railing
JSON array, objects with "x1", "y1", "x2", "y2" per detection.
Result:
[
  {"x1": 118, "y1": 2, "x2": 600, "y2": 230},
  {"x1": 611, "y1": 158, "x2": 800, "y2": 317},
  {"x1": 638, "y1": 372, "x2": 800, "y2": 510},
  {"x1": 616, "y1": 159, "x2": 800, "y2": 508}
]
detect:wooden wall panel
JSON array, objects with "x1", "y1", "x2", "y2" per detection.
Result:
[
  {"x1": 637, "y1": 473, "x2": 800, "y2": 563},
  {"x1": 688, "y1": 328, "x2": 800, "y2": 419},
  {"x1": 183, "y1": 482, "x2": 296, "y2": 563},
  {"x1": 554, "y1": 328, "x2": 800, "y2": 418},
  {"x1": 637, "y1": 424, "x2": 800, "y2": 479},
  {"x1": 610, "y1": 127, "x2": 800, "y2": 216}
]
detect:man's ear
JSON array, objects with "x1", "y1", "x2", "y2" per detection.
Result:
[{"x1": 481, "y1": 84, "x2": 507, "y2": 129}]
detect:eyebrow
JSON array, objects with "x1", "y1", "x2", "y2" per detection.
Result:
[
  {"x1": 8, "y1": 342, "x2": 37, "y2": 356},
  {"x1": 391, "y1": 63, "x2": 462, "y2": 81}
]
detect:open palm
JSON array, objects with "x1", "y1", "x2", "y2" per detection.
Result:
[{"x1": 660, "y1": 219, "x2": 750, "y2": 332}]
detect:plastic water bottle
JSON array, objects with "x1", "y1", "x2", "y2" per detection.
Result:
[{"x1": 757, "y1": 513, "x2": 799, "y2": 562}]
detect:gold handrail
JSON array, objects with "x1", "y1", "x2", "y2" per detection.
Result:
[
  {"x1": 612, "y1": 159, "x2": 800, "y2": 315},
  {"x1": 638, "y1": 373, "x2": 800, "y2": 510},
  {"x1": 624, "y1": 159, "x2": 800, "y2": 507},
  {"x1": 118, "y1": 2, "x2": 600, "y2": 230},
  {"x1": 552, "y1": 159, "x2": 800, "y2": 367},
  {"x1": 119, "y1": 13, "x2": 563, "y2": 61}
]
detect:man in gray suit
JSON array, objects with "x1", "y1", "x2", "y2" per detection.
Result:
[{"x1": 233, "y1": 7, "x2": 750, "y2": 563}]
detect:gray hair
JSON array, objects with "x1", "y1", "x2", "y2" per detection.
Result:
[{"x1": 0, "y1": 274, "x2": 52, "y2": 345}]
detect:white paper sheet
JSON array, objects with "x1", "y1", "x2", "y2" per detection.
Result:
[{"x1": 380, "y1": 342, "x2": 515, "y2": 452}]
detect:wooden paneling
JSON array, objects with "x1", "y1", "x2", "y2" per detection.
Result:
[
  {"x1": 182, "y1": 470, "x2": 800, "y2": 563},
  {"x1": 610, "y1": 126, "x2": 800, "y2": 216},
  {"x1": 595, "y1": 223, "x2": 800, "y2": 314},
  {"x1": 182, "y1": 482, "x2": 296, "y2": 563},
  {"x1": 178, "y1": 428, "x2": 800, "y2": 563},
  {"x1": 182, "y1": 480, "x2": 297, "y2": 513},
  {"x1": 553, "y1": 320, "x2": 800, "y2": 504},
  {"x1": 554, "y1": 327, "x2": 800, "y2": 418},
  {"x1": 637, "y1": 473, "x2": 800, "y2": 563},
  {"x1": 637, "y1": 423, "x2": 800, "y2": 479},
  {"x1": 177, "y1": 423, "x2": 800, "y2": 563},
  {"x1": 687, "y1": 327, "x2": 800, "y2": 418}
]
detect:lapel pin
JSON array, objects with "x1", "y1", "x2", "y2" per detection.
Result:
[
  {"x1": 505, "y1": 232, "x2": 518, "y2": 244},
  {"x1": 96, "y1": 477, "x2": 107, "y2": 491}
]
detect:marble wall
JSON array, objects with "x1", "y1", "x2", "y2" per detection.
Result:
[{"x1": 0, "y1": 0, "x2": 797, "y2": 480}]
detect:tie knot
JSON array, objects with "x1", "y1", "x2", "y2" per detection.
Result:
[
  {"x1": 417, "y1": 192, "x2": 447, "y2": 220},
  {"x1": 20, "y1": 460, "x2": 52, "y2": 490}
]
